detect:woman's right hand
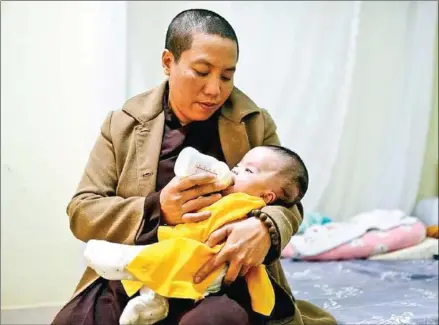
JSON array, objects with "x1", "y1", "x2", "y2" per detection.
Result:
[{"x1": 160, "y1": 173, "x2": 228, "y2": 225}]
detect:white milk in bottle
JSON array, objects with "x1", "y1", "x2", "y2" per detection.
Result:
[{"x1": 174, "y1": 147, "x2": 233, "y2": 187}]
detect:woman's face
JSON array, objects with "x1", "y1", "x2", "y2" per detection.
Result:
[{"x1": 162, "y1": 32, "x2": 238, "y2": 125}]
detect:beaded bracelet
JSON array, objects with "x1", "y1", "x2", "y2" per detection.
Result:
[{"x1": 249, "y1": 210, "x2": 280, "y2": 247}]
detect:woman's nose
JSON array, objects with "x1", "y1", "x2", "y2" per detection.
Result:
[{"x1": 203, "y1": 77, "x2": 220, "y2": 97}]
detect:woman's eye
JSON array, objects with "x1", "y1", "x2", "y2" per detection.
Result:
[{"x1": 194, "y1": 70, "x2": 208, "y2": 77}]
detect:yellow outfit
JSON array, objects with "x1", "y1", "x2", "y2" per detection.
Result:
[{"x1": 122, "y1": 193, "x2": 276, "y2": 316}]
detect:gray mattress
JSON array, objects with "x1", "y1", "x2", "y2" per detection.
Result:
[{"x1": 281, "y1": 259, "x2": 438, "y2": 324}]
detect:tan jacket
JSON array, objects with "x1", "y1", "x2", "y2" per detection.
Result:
[{"x1": 67, "y1": 81, "x2": 335, "y2": 325}]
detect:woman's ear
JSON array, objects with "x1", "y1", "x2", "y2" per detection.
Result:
[
  {"x1": 261, "y1": 191, "x2": 277, "y2": 205},
  {"x1": 162, "y1": 49, "x2": 173, "y2": 76}
]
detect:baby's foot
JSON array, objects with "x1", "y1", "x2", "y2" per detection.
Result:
[
  {"x1": 119, "y1": 288, "x2": 169, "y2": 325},
  {"x1": 84, "y1": 240, "x2": 145, "y2": 280}
]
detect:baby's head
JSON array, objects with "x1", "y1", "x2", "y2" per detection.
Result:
[{"x1": 223, "y1": 145, "x2": 309, "y2": 206}]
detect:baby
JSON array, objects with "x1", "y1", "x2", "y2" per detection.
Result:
[{"x1": 84, "y1": 145, "x2": 308, "y2": 325}]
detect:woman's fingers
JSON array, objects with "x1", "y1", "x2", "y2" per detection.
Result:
[
  {"x1": 160, "y1": 174, "x2": 224, "y2": 225},
  {"x1": 180, "y1": 211, "x2": 212, "y2": 223},
  {"x1": 181, "y1": 193, "x2": 222, "y2": 213},
  {"x1": 205, "y1": 226, "x2": 230, "y2": 247},
  {"x1": 194, "y1": 251, "x2": 229, "y2": 284},
  {"x1": 181, "y1": 181, "x2": 227, "y2": 202},
  {"x1": 176, "y1": 173, "x2": 217, "y2": 191},
  {"x1": 224, "y1": 261, "x2": 242, "y2": 286},
  {"x1": 194, "y1": 218, "x2": 269, "y2": 286},
  {"x1": 239, "y1": 265, "x2": 252, "y2": 277},
  {"x1": 160, "y1": 172, "x2": 230, "y2": 225}
]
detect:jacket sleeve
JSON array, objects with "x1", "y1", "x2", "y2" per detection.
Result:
[
  {"x1": 67, "y1": 112, "x2": 152, "y2": 245},
  {"x1": 259, "y1": 108, "x2": 304, "y2": 264}
]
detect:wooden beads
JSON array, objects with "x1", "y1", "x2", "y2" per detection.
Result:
[{"x1": 250, "y1": 210, "x2": 280, "y2": 248}]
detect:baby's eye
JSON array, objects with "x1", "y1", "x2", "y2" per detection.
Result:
[
  {"x1": 231, "y1": 168, "x2": 238, "y2": 175},
  {"x1": 245, "y1": 168, "x2": 253, "y2": 174}
]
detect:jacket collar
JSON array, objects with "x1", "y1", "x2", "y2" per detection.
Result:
[{"x1": 122, "y1": 80, "x2": 260, "y2": 125}]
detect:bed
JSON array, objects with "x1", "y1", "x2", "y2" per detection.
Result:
[{"x1": 282, "y1": 259, "x2": 438, "y2": 324}]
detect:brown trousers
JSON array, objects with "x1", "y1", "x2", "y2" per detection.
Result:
[{"x1": 52, "y1": 277, "x2": 266, "y2": 325}]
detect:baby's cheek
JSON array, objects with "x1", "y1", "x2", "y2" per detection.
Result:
[{"x1": 235, "y1": 182, "x2": 257, "y2": 196}]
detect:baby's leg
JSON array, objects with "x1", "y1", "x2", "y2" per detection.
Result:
[
  {"x1": 119, "y1": 287, "x2": 169, "y2": 325},
  {"x1": 204, "y1": 267, "x2": 227, "y2": 296},
  {"x1": 84, "y1": 239, "x2": 146, "y2": 280}
]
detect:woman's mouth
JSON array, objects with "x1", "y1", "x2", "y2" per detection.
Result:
[{"x1": 197, "y1": 102, "x2": 218, "y2": 111}]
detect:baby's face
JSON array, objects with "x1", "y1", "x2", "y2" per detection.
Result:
[{"x1": 222, "y1": 147, "x2": 284, "y2": 203}]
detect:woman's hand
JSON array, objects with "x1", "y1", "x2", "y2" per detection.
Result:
[
  {"x1": 160, "y1": 173, "x2": 228, "y2": 225},
  {"x1": 194, "y1": 216, "x2": 271, "y2": 285}
]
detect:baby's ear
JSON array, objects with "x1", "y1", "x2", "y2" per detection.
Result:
[{"x1": 261, "y1": 191, "x2": 277, "y2": 204}]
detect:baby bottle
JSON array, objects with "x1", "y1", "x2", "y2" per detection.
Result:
[{"x1": 174, "y1": 147, "x2": 233, "y2": 187}]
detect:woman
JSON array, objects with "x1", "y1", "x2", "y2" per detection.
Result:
[{"x1": 52, "y1": 8, "x2": 335, "y2": 325}]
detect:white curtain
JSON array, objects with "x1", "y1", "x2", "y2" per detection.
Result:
[{"x1": 126, "y1": 1, "x2": 437, "y2": 221}]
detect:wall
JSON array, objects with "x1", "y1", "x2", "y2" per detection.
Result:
[
  {"x1": 126, "y1": 1, "x2": 234, "y2": 97},
  {"x1": 417, "y1": 23, "x2": 439, "y2": 200},
  {"x1": 1, "y1": 1, "x2": 126, "y2": 311}
]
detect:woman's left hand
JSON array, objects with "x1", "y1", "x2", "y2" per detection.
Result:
[{"x1": 194, "y1": 217, "x2": 271, "y2": 285}]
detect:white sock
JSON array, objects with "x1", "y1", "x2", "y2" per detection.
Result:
[
  {"x1": 84, "y1": 240, "x2": 146, "y2": 280},
  {"x1": 119, "y1": 287, "x2": 169, "y2": 325}
]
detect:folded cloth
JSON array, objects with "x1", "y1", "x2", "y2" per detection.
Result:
[
  {"x1": 427, "y1": 225, "x2": 439, "y2": 238},
  {"x1": 281, "y1": 243, "x2": 295, "y2": 259},
  {"x1": 290, "y1": 209, "x2": 418, "y2": 257},
  {"x1": 369, "y1": 238, "x2": 438, "y2": 260},
  {"x1": 282, "y1": 212, "x2": 331, "y2": 258},
  {"x1": 292, "y1": 221, "x2": 426, "y2": 261},
  {"x1": 297, "y1": 212, "x2": 332, "y2": 234}
]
